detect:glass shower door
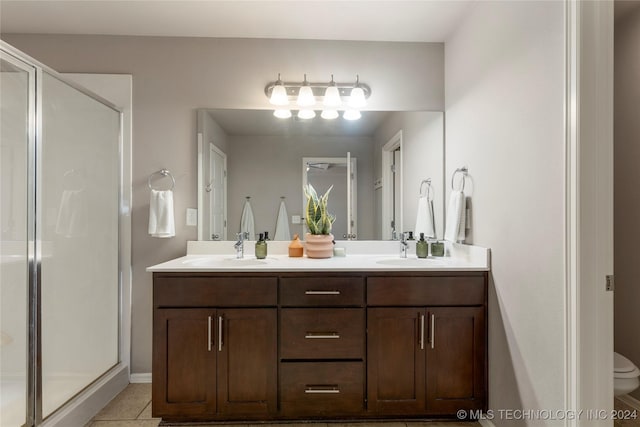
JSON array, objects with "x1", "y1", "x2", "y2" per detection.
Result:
[
  {"x1": 40, "y1": 72, "x2": 120, "y2": 418},
  {"x1": 0, "y1": 53, "x2": 33, "y2": 427}
]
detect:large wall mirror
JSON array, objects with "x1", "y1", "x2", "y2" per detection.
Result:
[{"x1": 197, "y1": 109, "x2": 444, "y2": 241}]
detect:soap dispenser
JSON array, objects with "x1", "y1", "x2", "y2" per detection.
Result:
[
  {"x1": 255, "y1": 233, "x2": 267, "y2": 259},
  {"x1": 416, "y1": 232, "x2": 428, "y2": 258}
]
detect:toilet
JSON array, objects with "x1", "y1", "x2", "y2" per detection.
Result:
[{"x1": 614, "y1": 352, "x2": 640, "y2": 396}]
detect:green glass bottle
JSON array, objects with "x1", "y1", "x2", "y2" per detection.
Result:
[
  {"x1": 255, "y1": 233, "x2": 267, "y2": 259},
  {"x1": 416, "y1": 232, "x2": 428, "y2": 258},
  {"x1": 431, "y1": 240, "x2": 445, "y2": 257}
]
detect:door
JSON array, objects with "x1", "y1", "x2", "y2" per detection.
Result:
[
  {"x1": 153, "y1": 309, "x2": 217, "y2": 418},
  {"x1": 425, "y1": 307, "x2": 485, "y2": 413},
  {"x1": 209, "y1": 143, "x2": 226, "y2": 240},
  {"x1": 367, "y1": 308, "x2": 426, "y2": 414},
  {"x1": 217, "y1": 309, "x2": 277, "y2": 416}
]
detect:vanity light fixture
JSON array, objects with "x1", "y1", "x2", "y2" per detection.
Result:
[
  {"x1": 297, "y1": 109, "x2": 316, "y2": 120},
  {"x1": 269, "y1": 73, "x2": 289, "y2": 106},
  {"x1": 296, "y1": 74, "x2": 315, "y2": 107},
  {"x1": 321, "y1": 109, "x2": 339, "y2": 120},
  {"x1": 273, "y1": 109, "x2": 292, "y2": 119},
  {"x1": 265, "y1": 74, "x2": 371, "y2": 121},
  {"x1": 348, "y1": 75, "x2": 367, "y2": 109},
  {"x1": 323, "y1": 75, "x2": 342, "y2": 108},
  {"x1": 343, "y1": 109, "x2": 362, "y2": 121}
]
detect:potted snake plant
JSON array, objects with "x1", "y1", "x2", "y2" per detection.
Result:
[{"x1": 303, "y1": 184, "x2": 336, "y2": 258}]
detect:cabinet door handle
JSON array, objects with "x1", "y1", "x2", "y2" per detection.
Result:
[
  {"x1": 305, "y1": 385, "x2": 340, "y2": 394},
  {"x1": 304, "y1": 290, "x2": 341, "y2": 295},
  {"x1": 218, "y1": 315, "x2": 223, "y2": 352},
  {"x1": 420, "y1": 313, "x2": 425, "y2": 350},
  {"x1": 207, "y1": 316, "x2": 212, "y2": 351},
  {"x1": 430, "y1": 313, "x2": 435, "y2": 349},
  {"x1": 305, "y1": 332, "x2": 340, "y2": 339}
]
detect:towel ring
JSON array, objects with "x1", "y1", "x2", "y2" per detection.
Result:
[
  {"x1": 451, "y1": 167, "x2": 468, "y2": 192},
  {"x1": 148, "y1": 169, "x2": 175, "y2": 191},
  {"x1": 419, "y1": 179, "x2": 433, "y2": 201}
]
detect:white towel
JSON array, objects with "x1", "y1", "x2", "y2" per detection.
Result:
[
  {"x1": 414, "y1": 196, "x2": 436, "y2": 239},
  {"x1": 444, "y1": 190, "x2": 466, "y2": 243},
  {"x1": 148, "y1": 189, "x2": 175, "y2": 238},
  {"x1": 55, "y1": 189, "x2": 88, "y2": 238},
  {"x1": 274, "y1": 200, "x2": 291, "y2": 241},
  {"x1": 240, "y1": 199, "x2": 255, "y2": 240}
]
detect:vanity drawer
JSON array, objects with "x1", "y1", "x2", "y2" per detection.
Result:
[
  {"x1": 153, "y1": 276, "x2": 277, "y2": 307},
  {"x1": 280, "y1": 362, "x2": 364, "y2": 416},
  {"x1": 280, "y1": 308, "x2": 364, "y2": 360},
  {"x1": 279, "y1": 276, "x2": 364, "y2": 306},
  {"x1": 367, "y1": 275, "x2": 485, "y2": 306}
]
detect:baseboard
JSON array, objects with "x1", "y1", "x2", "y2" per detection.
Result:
[
  {"x1": 42, "y1": 364, "x2": 128, "y2": 427},
  {"x1": 618, "y1": 394, "x2": 640, "y2": 411},
  {"x1": 478, "y1": 418, "x2": 497, "y2": 427},
  {"x1": 130, "y1": 372, "x2": 152, "y2": 383}
]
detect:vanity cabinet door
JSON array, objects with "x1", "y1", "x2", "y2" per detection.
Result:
[
  {"x1": 216, "y1": 308, "x2": 277, "y2": 416},
  {"x1": 425, "y1": 307, "x2": 485, "y2": 413},
  {"x1": 367, "y1": 307, "x2": 426, "y2": 414},
  {"x1": 153, "y1": 309, "x2": 217, "y2": 418}
]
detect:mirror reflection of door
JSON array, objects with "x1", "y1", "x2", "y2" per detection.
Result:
[
  {"x1": 392, "y1": 148, "x2": 402, "y2": 236},
  {"x1": 209, "y1": 143, "x2": 227, "y2": 240},
  {"x1": 302, "y1": 156, "x2": 357, "y2": 240}
]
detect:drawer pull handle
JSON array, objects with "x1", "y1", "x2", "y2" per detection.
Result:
[
  {"x1": 430, "y1": 313, "x2": 435, "y2": 349},
  {"x1": 305, "y1": 385, "x2": 340, "y2": 394},
  {"x1": 419, "y1": 313, "x2": 425, "y2": 350},
  {"x1": 304, "y1": 332, "x2": 340, "y2": 339},
  {"x1": 304, "y1": 290, "x2": 341, "y2": 295},
  {"x1": 218, "y1": 315, "x2": 223, "y2": 352}
]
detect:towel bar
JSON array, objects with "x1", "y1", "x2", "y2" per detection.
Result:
[
  {"x1": 451, "y1": 167, "x2": 468, "y2": 191},
  {"x1": 148, "y1": 169, "x2": 175, "y2": 191}
]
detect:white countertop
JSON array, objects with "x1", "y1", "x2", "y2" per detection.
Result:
[{"x1": 147, "y1": 241, "x2": 490, "y2": 272}]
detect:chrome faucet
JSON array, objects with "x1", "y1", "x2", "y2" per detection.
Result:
[
  {"x1": 400, "y1": 232, "x2": 409, "y2": 258},
  {"x1": 234, "y1": 232, "x2": 249, "y2": 259}
]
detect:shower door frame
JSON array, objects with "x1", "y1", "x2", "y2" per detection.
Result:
[{"x1": 0, "y1": 41, "x2": 126, "y2": 427}]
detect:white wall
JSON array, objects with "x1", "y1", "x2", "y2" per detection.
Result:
[
  {"x1": 445, "y1": 1, "x2": 565, "y2": 423},
  {"x1": 614, "y1": 4, "x2": 640, "y2": 401},
  {"x1": 0, "y1": 34, "x2": 446, "y2": 374}
]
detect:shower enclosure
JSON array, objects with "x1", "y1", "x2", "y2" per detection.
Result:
[{"x1": 1, "y1": 43, "x2": 122, "y2": 426}]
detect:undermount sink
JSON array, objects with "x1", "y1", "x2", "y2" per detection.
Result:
[
  {"x1": 375, "y1": 257, "x2": 445, "y2": 267},
  {"x1": 181, "y1": 257, "x2": 268, "y2": 266}
]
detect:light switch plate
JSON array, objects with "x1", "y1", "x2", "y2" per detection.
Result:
[
  {"x1": 186, "y1": 208, "x2": 198, "y2": 226},
  {"x1": 292, "y1": 215, "x2": 301, "y2": 224}
]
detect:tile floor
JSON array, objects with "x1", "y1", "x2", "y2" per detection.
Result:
[{"x1": 86, "y1": 384, "x2": 640, "y2": 427}]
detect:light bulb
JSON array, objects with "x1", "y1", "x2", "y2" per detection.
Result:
[
  {"x1": 296, "y1": 74, "x2": 315, "y2": 107},
  {"x1": 343, "y1": 109, "x2": 361, "y2": 121},
  {"x1": 269, "y1": 74, "x2": 289, "y2": 106},
  {"x1": 297, "y1": 109, "x2": 316, "y2": 119},
  {"x1": 323, "y1": 75, "x2": 342, "y2": 108},
  {"x1": 348, "y1": 86, "x2": 366, "y2": 108},
  {"x1": 321, "y1": 109, "x2": 339, "y2": 120},
  {"x1": 273, "y1": 109, "x2": 292, "y2": 119},
  {"x1": 297, "y1": 86, "x2": 315, "y2": 107}
]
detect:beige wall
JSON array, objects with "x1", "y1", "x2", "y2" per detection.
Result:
[
  {"x1": 614, "y1": 5, "x2": 640, "y2": 401},
  {"x1": 225, "y1": 134, "x2": 374, "y2": 240},
  {"x1": 445, "y1": 1, "x2": 565, "y2": 422},
  {"x1": 1, "y1": 34, "x2": 444, "y2": 373}
]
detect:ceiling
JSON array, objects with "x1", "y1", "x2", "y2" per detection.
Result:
[{"x1": 0, "y1": 0, "x2": 472, "y2": 42}]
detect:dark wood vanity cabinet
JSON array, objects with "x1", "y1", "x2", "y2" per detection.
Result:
[
  {"x1": 367, "y1": 275, "x2": 487, "y2": 416},
  {"x1": 152, "y1": 271, "x2": 487, "y2": 422},
  {"x1": 152, "y1": 276, "x2": 277, "y2": 421}
]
